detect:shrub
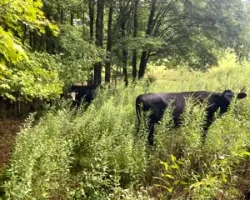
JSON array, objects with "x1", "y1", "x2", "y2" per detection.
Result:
[{"x1": 4, "y1": 110, "x2": 74, "y2": 199}]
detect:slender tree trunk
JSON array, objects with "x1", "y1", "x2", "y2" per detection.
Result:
[
  {"x1": 94, "y1": 63, "x2": 102, "y2": 85},
  {"x1": 138, "y1": 51, "x2": 150, "y2": 78},
  {"x1": 70, "y1": 12, "x2": 74, "y2": 25},
  {"x1": 82, "y1": 1, "x2": 85, "y2": 36},
  {"x1": 22, "y1": 24, "x2": 27, "y2": 45},
  {"x1": 121, "y1": 20, "x2": 128, "y2": 86},
  {"x1": 87, "y1": 0, "x2": 95, "y2": 84},
  {"x1": 105, "y1": 4, "x2": 113, "y2": 83},
  {"x1": 132, "y1": 50, "x2": 137, "y2": 80},
  {"x1": 29, "y1": 30, "x2": 33, "y2": 48},
  {"x1": 120, "y1": 2, "x2": 129, "y2": 86},
  {"x1": 94, "y1": 0, "x2": 104, "y2": 85},
  {"x1": 60, "y1": 8, "x2": 64, "y2": 24},
  {"x1": 29, "y1": 31, "x2": 38, "y2": 50},
  {"x1": 88, "y1": 0, "x2": 95, "y2": 43},
  {"x1": 33, "y1": 32, "x2": 37, "y2": 50},
  {"x1": 122, "y1": 50, "x2": 128, "y2": 86},
  {"x1": 132, "y1": 0, "x2": 139, "y2": 80},
  {"x1": 138, "y1": 0, "x2": 157, "y2": 79}
]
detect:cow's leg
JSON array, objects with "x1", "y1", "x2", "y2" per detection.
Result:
[
  {"x1": 147, "y1": 121, "x2": 155, "y2": 146},
  {"x1": 136, "y1": 119, "x2": 140, "y2": 134},
  {"x1": 201, "y1": 129, "x2": 208, "y2": 144},
  {"x1": 202, "y1": 112, "x2": 214, "y2": 143}
]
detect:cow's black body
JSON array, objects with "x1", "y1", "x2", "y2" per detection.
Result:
[
  {"x1": 136, "y1": 90, "x2": 247, "y2": 145},
  {"x1": 71, "y1": 85, "x2": 100, "y2": 107}
]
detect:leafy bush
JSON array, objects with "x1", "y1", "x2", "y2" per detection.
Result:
[
  {"x1": 4, "y1": 110, "x2": 74, "y2": 199},
  {"x1": 67, "y1": 85, "x2": 149, "y2": 198},
  {"x1": 1, "y1": 51, "x2": 63, "y2": 101}
]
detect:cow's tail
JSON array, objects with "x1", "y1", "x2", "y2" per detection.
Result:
[{"x1": 135, "y1": 95, "x2": 142, "y2": 133}]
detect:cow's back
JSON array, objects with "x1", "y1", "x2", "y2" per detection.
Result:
[{"x1": 136, "y1": 91, "x2": 213, "y2": 124}]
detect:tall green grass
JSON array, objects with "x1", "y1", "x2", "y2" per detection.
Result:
[
  {"x1": 2, "y1": 52, "x2": 250, "y2": 199},
  {"x1": 3, "y1": 111, "x2": 75, "y2": 199}
]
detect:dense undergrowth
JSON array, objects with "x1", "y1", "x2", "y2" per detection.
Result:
[{"x1": 2, "y1": 53, "x2": 250, "y2": 199}]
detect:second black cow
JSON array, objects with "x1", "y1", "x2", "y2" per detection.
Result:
[
  {"x1": 71, "y1": 85, "x2": 100, "y2": 107},
  {"x1": 136, "y1": 90, "x2": 247, "y2": 145}
]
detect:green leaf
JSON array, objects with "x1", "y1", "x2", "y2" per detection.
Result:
[
  {"x1": 170, "y1": 154, "x2": 176, "y2": 163},
  {"x1": 162, "y1": 174, "x2": 174, "y2": 179},
  {"x1": 243, "y1": 151, "x2": 250, "y2": 156},
  {"x1": 170, "y1": 163, "x2": 179, "y2": 169},
  {"x1": 160, "y1": 160, "x2": 169, "y2": 171}
]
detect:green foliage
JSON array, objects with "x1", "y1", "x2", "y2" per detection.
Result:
[
  {"x1": 0, "y1": 51, "x2": 63, "y2": 100},
  {"x1": 3, "y1": 55, "x2": 250, "y2": 199},
  {"x1": 68, "y1": 85, "x2": 149, "y2": 198},
  {"x1": 3, "y1": 85, "x2": 152, "y2": 199},
  {"x1": 145, "y1": 55, "x2": 250, "y2": 199},
  {"x1": 4, "y1": 111, "x2": 74, "y2": 199},
  {"x1": 155, "y1": 156, "x2": 187, "y2": 198},
  {"x1": 113, "y1": 36, "x2": 164, "y2": 52},
  {"x1": 42, "y1": 0, "x2": 82, "y2": 21},
  {"x1": 147, "y1": 0, "x2": 250, "y2": 69},
  {"x1": 0, "y1": 27, "x2": 27, "y2": 65},
  {"x1": 0, "y1": 0, "x2": 58, "y2": 65},
  {"x1": 56, "y1": 25, "x2": 104, "y2": 85},
  {"x1": 0, "y1": 0, "x2": 60, "y2": 101}
]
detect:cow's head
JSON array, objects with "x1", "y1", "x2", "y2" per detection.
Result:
[
  {"x1": 219, "y1": 90, "x2": 247, "y2": 113},
  {"x1": 71, "y1": 91, "x2": 79, "y2": 101}
]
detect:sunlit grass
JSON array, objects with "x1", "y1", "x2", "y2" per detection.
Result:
[{"x1": 147, "y1": 51, "x2": 250, "y2": 94}]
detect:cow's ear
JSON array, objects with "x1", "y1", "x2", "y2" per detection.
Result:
[{"x1": 237, "y1": 93, "x2": 247, "y2": 99}]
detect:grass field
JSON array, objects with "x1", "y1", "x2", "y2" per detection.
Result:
[{"x1": 1, "y1": 52, "x2": 250, "y2": 199}]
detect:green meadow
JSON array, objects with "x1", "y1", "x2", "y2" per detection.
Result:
[{"x1": 2, "y1": 53, "x2": 250, "y2": 199}]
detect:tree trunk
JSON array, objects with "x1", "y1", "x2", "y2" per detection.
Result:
[
  {"x1": 70, "y1": 12, "x2": 74, "y2": 25},
  {"x1": 29, "y1": 30, "x2": 33, "y2": 48},
  {"x1": 105, "y1": 4, "x2": 113, "y2": 83},
  {"x1": 60, "y1": 7, "x2": 64, "y2": 24},
  {"x1": 138, "y1": 0, "x2": 157, "y2": 79},
  {"x1": 88, "y1": 0, "x2": 95, "y2": 43},
  {"x1": 94, "y1": 0, "x2": 104, "y2": 85},
  {"x1": 120, "y1": 4, "x2": 129, "y2": 86},
  {"x1": 138, "y1": 51, "x2": 150, "y2": 78},
  {"x1": 132, "y1": 0, "x2": 139, "y2": 80},
  {"x1": 122, "y1": 49, "x2": 128, "y2": 86},
  {"x1": 94, "y1": 62, "x2": 102, "y2": 85},
  {"x1": 87, "y1": 0, "x2": 95, "y2": 84},
  {"x1": 22, "y1": 24, "x2": 27, "y2": 45}
]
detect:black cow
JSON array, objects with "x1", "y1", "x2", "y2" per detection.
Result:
[
  {"x1": 71, "y1": 85, "x2": 100, "y2": 107},
  {"x1": 136, "y1": 90, "x2": 247, "y2": 145}
]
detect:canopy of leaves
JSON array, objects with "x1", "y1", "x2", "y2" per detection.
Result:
[
  {"x1": 56, "y1": 25, "x2": 104, "y2": 85},
  {"x1": 148, "y1": 0, "x2": 250, "y2": 68},
  {"x1": 43, "y1": 0, "x2": 82, "y2": 20},
  {"x1": 1, "y1": 52, "x2": 63, "y2": 100},
  {"x1": 0, "y1": 0, "x2": 58, "y2": 63},
  {"x1": 0, "y1": 0, "x2": 61, "y2": 100}
]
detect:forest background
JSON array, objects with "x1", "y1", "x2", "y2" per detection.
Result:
[
  {"x1": 1, "y1": 0, "x2": 250, "y2": 199},
  {"x1": 2, "y1": 0, "x2": 250, "y2": 98}
]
